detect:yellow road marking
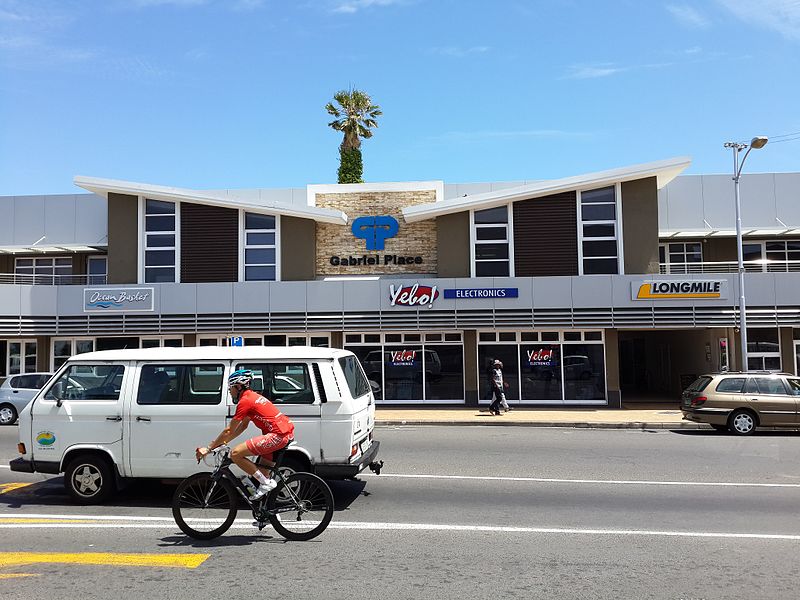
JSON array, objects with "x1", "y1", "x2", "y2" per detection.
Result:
[
  {"x1": 0, "y1": 518, "x2": 95, "y2": 524},
  {"x1": 0, "y1": 573, "x2": 39, "y2": 579},
  {"x1": 0, "y1": 483, "x2": 32, "y2": 495},
  {"x1": 0, "y1": 552, "x2": 210, "y2": 569}
]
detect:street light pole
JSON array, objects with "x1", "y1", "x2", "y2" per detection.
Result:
[{"x1": 723, "y1": 136, "x2": 768, "y2": 372}]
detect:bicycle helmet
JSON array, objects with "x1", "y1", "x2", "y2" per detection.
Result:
[{"x1": 228, "y1": 369, "x2": 253, "y2": 387}]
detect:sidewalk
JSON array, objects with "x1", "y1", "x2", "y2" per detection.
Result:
[{"x1": 374, "y1": 405, "x2": 704, "y2": 429}]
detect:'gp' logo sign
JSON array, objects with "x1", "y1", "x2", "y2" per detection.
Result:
[{"x1": 351, "y1": 215, "x2": 399, "y2": 250}]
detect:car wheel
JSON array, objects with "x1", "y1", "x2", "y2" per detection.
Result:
[
  {"x1": 0, "y1": 403, "x2": 17, "y2": 426},
  {"x1": 710, "y1": 424, "x2": 728, "y2": 433},
  {"x1": 64, "y1": 454, "x2": 115, "y2": 504},
  {"x1": 728, "y1": 409, "x2": 757, "y2": 436}
]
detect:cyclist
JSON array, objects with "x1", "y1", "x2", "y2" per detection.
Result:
[{"x1": 195, "y1": 369, "x2": 295, "y2": 500}]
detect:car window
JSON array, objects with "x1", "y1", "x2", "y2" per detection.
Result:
[
  {"x1": 137, "y1": 364, "x2": 224, "y2": 405},
  {"x1": 45, "y1": 365, "x2": 125, "y2": 401},
  {"x1": 756, "y1": 378, "x2": 788, "y2": 395},
  {"x1": 685, "y1": 376, "x2": 712, "y2": 392},
  {"x1": 786, "y1": 379, "x2": 800, "y2": 396},
  {"x1": 34, "y1": 374, "x2": 52, "y2": 389},
  {"x1": 744, "y1": 378, "x2": 759, "y2": 394},
  {"x1": 236, "y1": 363, "x2": 314, "y2": 405},
  {"x1": 716, "y1": 378, "x2": 745, "y2": 393},
  {"x1": 10, "y1": 374, "x2": 43, "y2": 389}
]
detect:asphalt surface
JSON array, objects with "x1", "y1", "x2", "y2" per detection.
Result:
[{"x1": 2, "y1": 425, "x2": 800, "y2": 599}]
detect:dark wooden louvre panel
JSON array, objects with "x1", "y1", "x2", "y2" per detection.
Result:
[
  {"x1": 513, "y1": 191, "x2": 578, "y2": 276},
  {"x1": 181, "y1": 203, "x2": 238, "y2": 283}
]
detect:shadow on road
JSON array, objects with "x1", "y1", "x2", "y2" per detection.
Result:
[
  {"x1": 158, "y1": 534, "x2": 290, "y2": 548},
  {"x1": 669, "y1": 429, "x2": 800, "y2": 437},
  {"x1": 0, "y1": 476, "x2": 369, "y2": 513}
]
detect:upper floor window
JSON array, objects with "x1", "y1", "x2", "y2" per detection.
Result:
[
  {"x1": 472, "y1": 206, "x2": 511, "y2": 277},
  {"x1": 745, "y1": 240, "x2": 800, "y2": 272},
  {"x1": 579, "y1": 187, "x2": 619, "y2": 275},
  {"x1": 144, "y1": 199, "x2": 177, "y2": 283},
  {"x1": 87, "y1": 256, "x2": 107, "y2": 285},
  {"x1": 15, "y1": 257, "x2": 72, "y2": 283},
  {"x1": 659, "y1": 242, "x2": 702, "y2": 274},
  {"x1": 243, "y1": 213, "x2": 277, "y2": 281}
]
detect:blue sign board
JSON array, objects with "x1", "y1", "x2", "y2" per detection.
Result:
[
  {"x1": 228, "y1": 336, "x2": 244, "y2": 347},
  {"x1": 351, "y1": 215, "x2": 399, "y2": 250},
  {"x1": 443, "y1": 288, "x2": 519, "y2": 299}
]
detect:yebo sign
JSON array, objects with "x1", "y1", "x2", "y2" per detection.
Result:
[
  {"x1": 84, "y1": 288, "x2": 155, "y2": 312},
  {"x1": 389, "y1": 283, "x2": 439, "y2": 308}
]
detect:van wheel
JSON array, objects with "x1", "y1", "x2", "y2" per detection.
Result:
[
  {"x1": 728, "y1": 410, "x2": 757, "y2": 436},
  {"x1": 0, "y1": 404, "x2": 17, "y2": 426},
  {"x1": 65, "y1": 455, "x2": 115, "y2": 504}
]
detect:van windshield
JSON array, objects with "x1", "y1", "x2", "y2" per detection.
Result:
[{"x1": 45, "y1": 365, "x2": 125, "y2": 401}]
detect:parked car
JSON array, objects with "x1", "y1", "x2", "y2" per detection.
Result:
[
  {"x1": 681, "y1": 372, "x2": 800, "y2": 435},
  {"x1": 0, "y1": 373, "x2": 53, "y2": 425}
]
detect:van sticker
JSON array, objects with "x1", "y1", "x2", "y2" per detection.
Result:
[{"x1": 36, "y1": 431, "x2": 56, "y2": 448}]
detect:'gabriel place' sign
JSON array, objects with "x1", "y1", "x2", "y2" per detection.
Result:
[{"x1": 632, "y1": 279, "x2": 728, "y2": 300}]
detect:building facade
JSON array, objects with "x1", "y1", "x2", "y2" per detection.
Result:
[{"x1": 2, "y1": 158, "x2": 799, "y2": 407}]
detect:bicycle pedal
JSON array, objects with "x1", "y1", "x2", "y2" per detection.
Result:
[{"x1": 252, "y1": 520, "x2": 267, "y2": 530}]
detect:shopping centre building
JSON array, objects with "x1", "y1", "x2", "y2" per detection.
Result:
[{"x1": 2, "y1": 156, "x2": 799, "y2": 407}]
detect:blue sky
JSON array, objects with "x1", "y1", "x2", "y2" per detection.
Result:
[{"x1": 1, "y1": 0, "x2": 798, "y2": 195}]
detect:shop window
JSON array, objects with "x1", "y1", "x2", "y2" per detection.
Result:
[
  {"x1": 579, "y1": 186, "x2": 618, "y2": 275},
  {"x1": 498, "y1": 332, "x2": 516, "y2": 342},
  {"x1": 144, "y1": 199, "x2": 177, "y2": 283},
  {"x1": 385, "y1": 334, "x2": 402, "y2": 343},
  {"x1": 473, "y1": 206, "x2": 511, "y2": 277},
  {"x1": 243, "y1": 212, "x2": 277, "y2": 281},
  {"x1": 424, "y1": 345, "x2": 464, "y2": 401},
  {"x1": 345, "y1": 334, "x2": 362, "y2": 344},
  {"x1": 562, "y1": 344, "x2": 605, "y2": 401},
  {"x1": 137, "y1": 364, "x2": 224, "y2": 405},
  {"x1": 478, "y1": 346, "x2": 519, "y2": 401},
  {"x1": 364, "y1": 334, "x2": 380, "y2": 344},
  {"x1": 7, "y1": 340, "x2": 37, "y2": 375},
  {"x1": 746, "y1": 328, "x2": 781, "y2": 372},
  {"x1": 520, "y1": 344, "x2": 562, "y2": 401},
  {"x1": 52, "y1": 338, "x2": 95, "y2": 371}
]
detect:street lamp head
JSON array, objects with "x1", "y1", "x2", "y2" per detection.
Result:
[{"x1": 750, "y1": 136, "x2": 768, "y2": 149}]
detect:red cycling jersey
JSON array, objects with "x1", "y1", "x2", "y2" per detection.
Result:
[{"x1": 233, "y1": 389, "x2": 294, "y2": 436}]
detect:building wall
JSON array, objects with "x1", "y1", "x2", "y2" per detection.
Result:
[
  {"x1": 622, "y1": 177, "x2": 659, "y2": 274},
  {"x1": 604, "y1": 329, "x2": 620, "y2": 407},
  {"x1": 513, "y1": 191, "x2": 578, "y2": 276},
  {"x1": 315, "y1": 190, "x2": 438, "y2": 276},
  {"x1": 107, "y1": 192, "x2": 139, "y2": 284},
  {"x1": 281, "y1": 217, "x2": 316, "y2": 281},
  {"x1": 436, "y1": 212, "x2": 470, "y2": 277}
]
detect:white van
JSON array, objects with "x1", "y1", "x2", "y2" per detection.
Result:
[{"x1": 11, "y1": 346, "x2": 382, "y2": 504}]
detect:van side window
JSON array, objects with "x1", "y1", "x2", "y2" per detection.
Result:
[
  {"x1": 338, "y1": 355, "x2": 371, "y2": 399},
  {"x1": 45, "y1": 365, "x2": 125, "y2": 401},
  {"x1": 716, "y1": 378, "x2": 745, "y2": 393},
  {"x1": 137, "y1": 364, "x2": 224, "y2": 405},
  {"x1": 236, "y1": 363, "x2": 314, "y2": 405}
]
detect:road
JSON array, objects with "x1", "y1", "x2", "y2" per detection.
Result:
[{"x1": 1, "y1": 424, "x2": 800, "y2": 599}]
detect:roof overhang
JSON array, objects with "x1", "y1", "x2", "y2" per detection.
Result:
[
  {"x1": 402, "y1": 156, "x2": 692, "y2": 223},
  {"x1": 74, "y1": 176, "x2": 348, "y2": 225},
  {"x1": 0, "y1": 244, "x2": 106, "y2": 255},
  {"x1": 659, "y1": 227, "x2": 800, "y2": 239}
]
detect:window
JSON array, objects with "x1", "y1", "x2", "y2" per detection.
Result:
[
  {"x1": 741, "y1": 241, "x2": 800, "y2": 272},
  {"x1": 339, "y1": 355, "x2": 371, "y2": 399},
  {"x1": 87, "y1": 256, "x2": 107, "y2": 285},
  {"x1": 140, "y1": 337, "x2": 183, "y2": 349},
  {"x1": 756, "y1": 378, "x2": 787, "y2": 395},
  {"x1": 660, "y1": 242, "x2": 702, "y2": 274},
  {"x1": 716, "y1": 378, "x2": 745, "y2": 393},
  {"x1": 15, "y1": 257, "x2": 73, "y2": 283},
  {"x1": 52, "y1": 338, "x2": 95, "y2": 370},
  {"x1": 786, "y1": 378, "x2": 800, "y2": 396},
  {"x1": 7, "y1": 340, "x2": 37, "y2": 375},
  {"x1": 579, "y1": 186, "x2": 618, "y2": 275},
  {"x1": 10, "y1": 374, "x2": 49, "y2": 389},
  {"x1": 243, "y1": 212, "x2": 277, "y2": 281},
  {"x1": 472, "y1": 206, "x2": 511, "y2": 277},
  {"x1": 236, "y1": 363, "x2": 314, "y2": 404},
  {"x1": 144, "y1": 199, "x2": 177, "y2": 283},
  {"x1": 137, "y1": 364, "x2": 224, "y2": 405},
  {"x1": 746, "y1": 328, "x2": 781, "y2": 372},
  {"x1": 46, "y1": 365, "x2": 125, "y2": 401}
]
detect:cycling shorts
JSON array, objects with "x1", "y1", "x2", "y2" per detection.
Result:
[{"x1": 245, "y1": 433, "x2": 293, "y2": 459}]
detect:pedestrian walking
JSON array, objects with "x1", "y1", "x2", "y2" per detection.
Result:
[{"x1": 488, "y1": 359, "x2": 510, "y2": 415}]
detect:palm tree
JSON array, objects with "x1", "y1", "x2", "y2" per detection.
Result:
[{"x1": 326, "y1": 88, "x2": 382, "y2": 183}]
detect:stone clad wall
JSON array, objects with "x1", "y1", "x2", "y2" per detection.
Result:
[{"x1": 315, "y1": 190, "x2": 438, "y2": 276}]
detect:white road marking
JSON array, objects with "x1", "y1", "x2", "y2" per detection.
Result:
[
  {"x1": 361, "y1": 473, "x2": 800, "y2": 488},
  {"x1": 0, "y1": 514, "x2": 797, "y2": 541},
  {"x1": 0, "y1": 465, "x2": 11, "y2": 470}
]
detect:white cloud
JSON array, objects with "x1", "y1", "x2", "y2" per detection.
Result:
[
  {"x1": 666, "y1": 4, "x2": 710, "y2": 28},
  {"x1": 563, "y1": 64, "x2": 626, "y2": 79},
  {"x1": 432, "y1": 46, "x2": 489, "y2": 58},
  {"x1": 333, "y1": 0, "x2": 406, "y2": 14},
  {"x1": 716, "y1": 0, "x2": 800, "y2": 40}
]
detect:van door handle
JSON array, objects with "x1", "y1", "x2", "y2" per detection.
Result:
[
  {"x1": 106, "y1": 416, "x2": 122, "y2": 422},
  {"x1": 136, "y1": 416, "x2": 151, "y2": 422}
]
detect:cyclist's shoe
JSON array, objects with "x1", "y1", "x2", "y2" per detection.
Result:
[{"x1": 249, "y1": 479, "x2": 277, "y2": 500}]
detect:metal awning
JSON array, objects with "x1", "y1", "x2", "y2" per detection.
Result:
[
  {"x1": 659, "y1": 228, "x2": 800, "y2": 239},
  {"x1": 0, "y1": 244, "x2": 107, "y2": 255}
]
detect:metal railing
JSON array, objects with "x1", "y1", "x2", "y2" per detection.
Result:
[
  {"x1": 0, "y1": 273, "x2": 107, "y2": 286},
  {"x1": 659, "y1": 260, "x2": 800, "y2": 274}
]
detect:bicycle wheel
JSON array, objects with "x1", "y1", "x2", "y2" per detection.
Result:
[
  {"x1": 172, "y1": 473, "x2": 238, "y2": 540},
  {"x1": 267, "y1": 473, "x2": 334, "y2": 541}
]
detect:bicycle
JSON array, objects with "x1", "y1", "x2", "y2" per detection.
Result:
[{"x1": 171, "y1": 442, "x2": 334, "y2": 541}]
